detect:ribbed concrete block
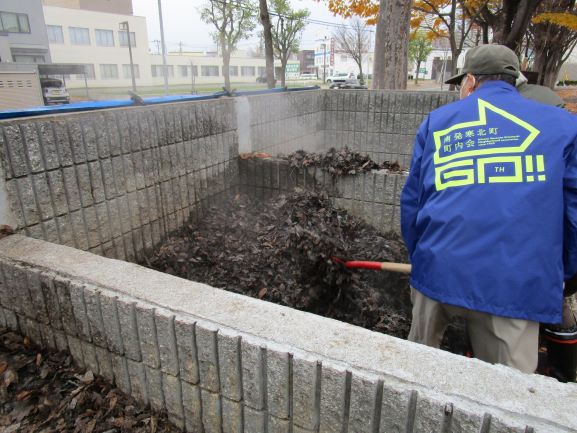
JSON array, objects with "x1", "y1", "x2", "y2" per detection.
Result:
[
  {"x1": 154, "y1": 308, "x2": 179, "y2": 375},
  {"x1": 201, "y1": 389, "x2": 222, "y2": 433},
  {"x1": 292, "y1": 354, "x2": 320, "y2": 430},
  {"x1": 116, "y1": 297, "x2": 141, "y2": 361},
  {"x1": 68, "y1": 281, "x2": 91, "y2": 342},
  {"x1": 94, "y1": 345, "x2": 114, "y2": 384},
  {"x1": 145, "y1": 364, "x2": 165, "y2": 411},
  {"x1": 135, "y1": 303, "x2": 160, "y2": 368},
  {"x1": 0, "y1": 306, "x2": 6, "y2": 328},
  {"x1": 266, "y1": 346, "x2": 290, "y2": 420},
  {"x1": 380, "y1": 385, "x2": 417, "y2": 433},
  {"x1": 24, "y1": 270, "x2": 48, "y2": 324},
  {"x1": 127, "y1": 359, "x2": 148, "y2": 404},
  {"x1": 268, "y1": 415, "x2": 290, "y2": 433},
  {"x1": 163, "y1": 372, "x2": 185, "y2": 420},
  {"x1": 174, "y1": 315, "x2": 200, "y2": 384},
  {"x1": 217, "y1": 328, "x2": 242, "y2": 402},
  {"x1": 241, "y1": 338, "x2": 264, "y2": 410},
  {"x1": 181, "y1": 381, "x2": 203, "y2": 433},
  {"x1": 411, "y1": 395, "x2": 457, "y2": 433},
  {"x1": 110, "y1": 353, "x2": 131, "y2": 395},
  {"x1": 67, "y1": 335, "x2": 85, "y2": 369},
  {"x1": 319, "y1": 363, "x2": 349, "y2": 433},
  {"x1": 99, "y1": 294, "x2": 123, "y2": 355},
  {"x1": 195, "y1": 321, "x2": 220, "y2": 392},
  {"x1": 221, "y1": 397, "x2": 243, "y2": 433},
  {"x1": 3, "y1": 308, "x2": 18, "y2": 332},
  {"x1": 54, "y1": 329, "x2": 68, "y2": 352},
  {"x1": 3, "y1": 264, "x2": 32, "y2": 317},
  {"x1": 348, "y1": 372, "x2": 382, "y2": 432},
  {"x1": 83, "y1": 286, "x2": 107, "y2": 348},
  {"x1": 20, "y1": 316, "x2": 42, "y2": 345},
  {"x1": 39, "y1": 323, "x2": 56, "y2": 350},
  {"x1": 81, "y1": 340, "x2": 99, "y2": 375},
  {"x1": 244, "y1": 406, "x2": 266, "y2": 433}
]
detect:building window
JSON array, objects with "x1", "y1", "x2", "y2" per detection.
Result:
[
  {"x1": 201, "y1": 65, "x2": 219, "y2": 76},
  {"x1": 0, "y1": 12, "x2": 29, "y2": 33},
  {"x1": 179, "y1": 65, "x2": 188, "y2": 77},
  {"x1": 151, "y1": 65, "x2": 173, "y2": 78},
  {"x1": 47, "y1": 25, "x2": 64, "y2": 43},
  {"x1": 69, "y1": 27, "x2": 90, "y2": 45},
  {"x1": 229, "y1": 66, "x2": 238, "y2": 76},
  {"x1": 95, "y1": 29, "x2": 114, "y2": 47},
  {"x1": 258, "y1": 66, "x2": 266, "y2": 76},
  {"x1": 119, "y1": 30, "x2": 136, "y2": 47},
  {"x1": 123, "y1": 64, "x2": 140, "y2": 79},
  {"x1": 241, "y1": 66, "x2": 255, "y2": 76},
  {"x1": 13, "y1": 55, "x2": 45, "y2": 63},
  {"x1": 100, "y1": 64, "x2": 119, "y2": 80},
  {"x1": 80, "y1": 64, "x2": 95, "y2": 79}
]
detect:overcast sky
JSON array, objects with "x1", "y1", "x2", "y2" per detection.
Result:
[{"x1": 132, "y1": 0, "x2": 361, "y2": 53}]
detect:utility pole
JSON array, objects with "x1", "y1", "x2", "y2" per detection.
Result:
[
  {"x1": 120, "y1": 21, "x2": 136, "y2": 93},
  {"x1": 157, "y1": 0, "x2": 169, "y2": 96},
  {"x1": 322, "y1": 36, "x2": 327, "y2": 83}
]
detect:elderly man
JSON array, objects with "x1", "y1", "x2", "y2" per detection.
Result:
[{"x1": 400, "y1": 44, "x2": 577, "y2": 373}]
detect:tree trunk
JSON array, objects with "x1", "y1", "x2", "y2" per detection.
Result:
[
  {"x1": 259, "y1": 0, "x2": 275, "y2": 88},
  {"x1": 222, "y1": 42, "x2": 231, "y2": 91},
  {"x1": 356, "y1": 59, "x2": 364, "y2": 84},
  {"x1": 372, "y1": 0, "x2": 411, "y2": 89},
  {"x1": 280, "y1": 55, "x2": 287, "y2": 87},
  {"x1": 415, "y1": 60, "x2": 421, "y2": 84}
]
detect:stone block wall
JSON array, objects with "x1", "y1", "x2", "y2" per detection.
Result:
[
  {"x1": 0, "y1": 234, "x2": 575, "y2": 433},
  {"x1": 240, "y1": 90, "x2": 325, "y2": 155},
  {"x1": 0, "y1": 99, "x2": 238, "y2": 262},
  {"x1": 239, "y1": 157, "x2": 407, "y2": 234},
  {"x1": 323, "y1": 90, "x2": 458, "y2": 167}
]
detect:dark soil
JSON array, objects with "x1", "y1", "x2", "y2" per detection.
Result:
[
  {"x1": 146, "y1": 189, "x2": 413, "y2": 339},
  {"x1": 0, "y1": 330, "x2": 180, "y2": 433},
  {"x1": 286, "y1": 147, "x2": 404, "y2": 175}
]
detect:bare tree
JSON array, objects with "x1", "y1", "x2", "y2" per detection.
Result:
[
  {"x1": 270, "y1": 0, "x2": 310, "y2": 87},
  {"x1": 333, "y1": 18, "x2": 371, "y2": 84},
  {"x1": 372, "y1": 0, "x2": 412, "y2": 89},
  {"x1": 259, "y1": 0, "x2": 276, "y2": 88},
  {"x1": 200, "y1": 0, "x2": 256, "y2": 91}
]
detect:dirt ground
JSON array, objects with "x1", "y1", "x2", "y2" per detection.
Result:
[
  {"x1": 557, "y1": 88, "x2": 577, "y2": 112},
  {"x1": 0, "y1": 330, "x2": 179, "y2": 433}
]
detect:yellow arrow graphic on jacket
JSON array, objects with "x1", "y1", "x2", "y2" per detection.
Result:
[{"x1": 433, "y1": 98, "x2": 540, "y2": 166}]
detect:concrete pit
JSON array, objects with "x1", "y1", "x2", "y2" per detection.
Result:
[{"x1": 0, "y1": 90, "x2": 576, "y2": 432}]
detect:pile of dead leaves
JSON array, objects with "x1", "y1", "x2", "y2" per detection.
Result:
[
  {"x1": 145, "y1": 189, "x2": 412, "y2": 339},
  {"x1": 0, "y1": 330, "x2": 181, "y2": 433},
  {"x1": 286, "y1": 147, "x2": 403, "y2": 175}
]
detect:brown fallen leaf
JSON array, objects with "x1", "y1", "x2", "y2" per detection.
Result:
[
  {"x1": 3, "y1": 369, "x2": 18, "y2": 387},
  {"x1": 0, "y1": 361, "x2": 7, "y2": 375},
  {"x1": 35, "y1": 353, "x2": 42, "y2": 366},
  {"x1": 258, "y1": 287, "x2": 268, "y2": 299},
  {"x1": 16, "y1": 390, "x2": 32, "y2": 401}
]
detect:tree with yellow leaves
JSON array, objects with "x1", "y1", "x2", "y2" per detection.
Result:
[{"x1": 530, "y1": 0, "x2": 577, "y2": 87}]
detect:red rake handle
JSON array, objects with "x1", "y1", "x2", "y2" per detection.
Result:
[{"x1": 332, "y1": 257, "x2": 412, "y2": 274}]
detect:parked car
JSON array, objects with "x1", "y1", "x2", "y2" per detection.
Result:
[
  {"x1": 330, "y1": 78, "x2": 367, "y2": 90},
  {"x1": 41, "y1": 78, "x2": 70, "y2": 105},
  {"x1": 326, "y1": 72, "x2": 351, "y2": 84}
]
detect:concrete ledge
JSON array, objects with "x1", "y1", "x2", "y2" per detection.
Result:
[{"x1": 0, "y1": 234, "x2": 576, "y2": 432}]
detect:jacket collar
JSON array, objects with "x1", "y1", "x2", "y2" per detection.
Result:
[{"x1": 473, "y1": 80, "x2": 516, "y2": 95}]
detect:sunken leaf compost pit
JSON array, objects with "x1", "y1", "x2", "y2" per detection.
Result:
[{"x1": 144, "y1": 149, "x2": 468, "y2": 354}]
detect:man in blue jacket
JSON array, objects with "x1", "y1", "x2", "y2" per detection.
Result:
[{"x1": 401, "y1": 44, "x2": 577, "y2": 373}]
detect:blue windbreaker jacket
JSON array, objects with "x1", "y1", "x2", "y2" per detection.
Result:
[{"x1": 401, "y1": 81, "x2": 577, "y2": 324}]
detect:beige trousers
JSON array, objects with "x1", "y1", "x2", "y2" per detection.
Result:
[{"x1": 408, "y1": 288, "x2": 539, "y2": 373}]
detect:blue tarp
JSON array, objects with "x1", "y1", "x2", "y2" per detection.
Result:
[{"x1": 0, "y1": 86, "x2": 320, "y2": 120}]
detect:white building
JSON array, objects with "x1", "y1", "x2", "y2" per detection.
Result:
[
  {"x1": 42, "y1": 4, "x2": 299, "y2": 88},
  {"x1": 314, "y1": 34, "x2": 374, "y2": 81}
]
